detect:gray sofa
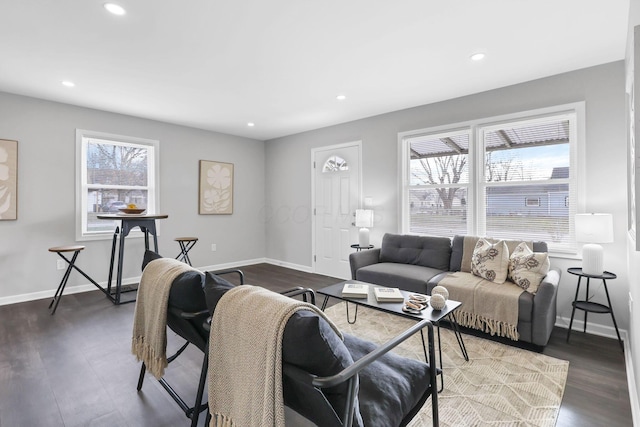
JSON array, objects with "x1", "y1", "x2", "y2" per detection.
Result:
[{"x1": 349, "y1": 233, "x2": 560, "y2": 346}]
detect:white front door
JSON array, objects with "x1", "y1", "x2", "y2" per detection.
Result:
[{"x1": 313, "y1": 143, "x2": 361, "y2": 279}]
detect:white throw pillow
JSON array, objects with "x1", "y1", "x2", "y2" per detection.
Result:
[
  {"x1": 471, "y1": 238, "x2": 509, "y2": 284},
  {"x1": 508, "y1": 242, "x2": 550, "y2": 294}
]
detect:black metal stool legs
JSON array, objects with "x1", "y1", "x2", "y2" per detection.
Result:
[
  {"x1": 175, "y1": 237, "x2": 198, "y2": 266},
  {"x1": 48, "y1": 245, "x2": 116, "y2": 314},
  {"x1": 49, "y1": 250, "x2": 81, "y2": 315}
]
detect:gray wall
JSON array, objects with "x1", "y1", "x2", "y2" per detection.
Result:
[
  {"x1": 265, "y1": 61, "x2": 630, "y2": 338},
  {"x1": 0, "y1": 91, "x2": 265, "y2": 302}
]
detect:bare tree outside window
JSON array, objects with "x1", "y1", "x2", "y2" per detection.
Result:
[
  {"x1": 403, "y1": 109, "x2": 577, "y2": 252},
  {"x1": 407, "y1": 133, "x2": 470, "y2": 237},
  {"x1": 76, "y1": 130, "x2": 158, "y2": 239}
]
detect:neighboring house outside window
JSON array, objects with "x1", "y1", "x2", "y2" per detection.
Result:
[
  {"x1": 401, "y1": 104, "x2": 581, "y2": 254},
  {"x1": 75, "y1": 129, "x2": 159, "y2": 240}
]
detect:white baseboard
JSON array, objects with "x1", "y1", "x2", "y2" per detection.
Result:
[
  {"x1": 624, "y1": 338, "x2": 640, "y2": 427},
  {"x1": 0, "y1": 277, "x2": 140, "y2": 307},
  {"x1": 0, "y1": 257, "x2": 311, "y2": 307},
  {"x1": 555, "y1": 314, "x2": 628, "y2": 342},
  {"x1": 263, "y1": 258, "x2": 314, "y2": 274},
  {"x1": 199, "y1": 258, "x2": 313, "y2": 275},
  {"x1": 198, "y1": 257, "x2": 268, "y2": 273}
]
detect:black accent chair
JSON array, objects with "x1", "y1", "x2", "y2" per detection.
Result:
[
  {"x1": 192, "y1": 275, "x2": 439, "y2": 427},
  {"x1": 135, "y1": 251, "x2": 244, "y2": 421}
]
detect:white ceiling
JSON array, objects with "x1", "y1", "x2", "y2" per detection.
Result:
[{"x1": 0, "y1": 0, "x2": 630, "y2": 141}]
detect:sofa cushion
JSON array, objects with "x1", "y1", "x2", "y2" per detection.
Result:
[
  {"x1": 356, "y1": 263, "x2": 444, "y2": 294},
  {"x1": 379, "y1": 233, "x2": 451, "y2": 270},
  {"x1": 508, "y1": 243, "x2": 550, "y2": 294},
  {"x1": 470, "y1": 239, "x2": 509, "y2": 283}
]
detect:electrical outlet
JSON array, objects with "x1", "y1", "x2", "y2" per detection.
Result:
[
  {"x1": 56, "y1": 259, "x2": 65, "y2": 270},
  {"x1": 211, "y1": 243, "x2": 217, "y2": 251}
]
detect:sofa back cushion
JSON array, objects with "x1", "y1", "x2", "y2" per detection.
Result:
[
  {"x1": 450, "y1": 235, "x2": 548, "y2": 272},
  {"x1": 379, "y1": 233, "x2": 451, "y2": 270}
]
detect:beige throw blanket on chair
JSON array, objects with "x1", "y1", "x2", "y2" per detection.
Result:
[
  {"x1": 131, "y1": 258, "x2": 197, "y2": 379},
  {"x1": 208, "y1": 285, "x2": 342, "y2": 427}
]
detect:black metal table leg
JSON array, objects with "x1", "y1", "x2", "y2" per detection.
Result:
[
  {"x1": 602, "y1": 279, "x2": 624, "y2": 351},
  {"x1": 566, "y1": 268, "x2": 621, "y2": 351},
  {"x1": 584, "y1": 278, "x2": 591, "y2": 333},
  {"x1": 105, "y1": 217, "x2": 162, "y2": 305},
  {"x1": 447, "y1": 312, "x2": 469, "y2": 361},
  {"x1": 567, "y1": 275, "x2": 582, "y2": 342}
]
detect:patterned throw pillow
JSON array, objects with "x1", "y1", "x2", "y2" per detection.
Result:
[
  {"x1": 508, "y1": 242, "x2": 550, "y2": 294},
  {"x1": 471, "y1": 238, "x2": 509, "y2": 283}
]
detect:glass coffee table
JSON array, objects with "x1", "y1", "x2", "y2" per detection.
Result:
[{"x1": 317, "y1": 280, "x2": 469, "y2": 392}]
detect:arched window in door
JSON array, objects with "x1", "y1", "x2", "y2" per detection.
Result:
[{"x1": 322, "y1": 155, "x2": 349, "y2": 172}]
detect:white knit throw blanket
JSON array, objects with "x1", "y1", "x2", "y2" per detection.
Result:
[
  {"x1": 131, "y1": 258, "x2": 197, "y2": 379},
  {"x1": 208, "y1": 285, "x2": 342, "y2": 427}
]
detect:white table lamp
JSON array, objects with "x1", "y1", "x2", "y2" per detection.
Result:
[
  {"x1": 355, "y1": 209, "x2": 374, "y2": 247},
  {"x1": 575, "y1": 213, "x2": 614, "y2": 275}
]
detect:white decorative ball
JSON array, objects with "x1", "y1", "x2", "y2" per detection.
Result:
[
  {"x1": 430, "y1": 294, "x2": 446, "y2": 311},
  {"x1": 432, "y1": 285, "x2": 449, "y2": 301}
]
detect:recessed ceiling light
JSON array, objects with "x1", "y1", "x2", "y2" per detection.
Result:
[
  {"x1": 470, "y1": 52, "x2": 486, "y2": 61},
  {"x1": 61, "y1": 80, "x2": 75, "y2": 87},
  {"x1": 247, "y1": 122, "x2": 255, "y2": 127},
  {"x1": 104, "y1": 3, "x2": 126, "y2": 15},
  {"x1": 336, "y1": 94, "x2": 347, "y2": 101}
]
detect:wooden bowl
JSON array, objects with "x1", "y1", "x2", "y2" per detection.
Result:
[{"x1": 119, "y1": 208, "x2": 146, "y2": 214}]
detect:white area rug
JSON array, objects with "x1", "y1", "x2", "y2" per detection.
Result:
[{"x1": 324, "y1": 302, "x2": 569, "y2": 427}]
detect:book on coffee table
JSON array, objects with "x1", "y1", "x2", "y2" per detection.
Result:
[
  {"x1": 341, "y1": 282, "x2": 369, "y2": 298},
  {"x1": 374, "y1": 287, "x2": 405, "y2": 302}
]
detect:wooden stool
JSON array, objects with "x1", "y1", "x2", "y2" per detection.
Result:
[
  {"x1": 48, "y1": 245, "x2": 109, "y2": 314},
  {"x1": 175, "y1": 237, "x2": 198, "y2": 266}
]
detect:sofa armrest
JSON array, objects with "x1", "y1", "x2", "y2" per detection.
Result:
[
  {"x1": 531, "y1": 267, "x2": 561, "y2": 346},
  {"x1": 348, "y1": 249, "x2": 381, "y2": 279}
]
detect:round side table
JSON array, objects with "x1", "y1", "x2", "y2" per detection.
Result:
[
  {"x1": 566, "y1": 267, "x2": 623, "y2": 351},
  {"x1": 350, "y1": 244, "x2": 374, "y2": 252}
]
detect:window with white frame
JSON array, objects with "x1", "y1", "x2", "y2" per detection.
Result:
[
  {"x1": 405, "y1": 129, "x2": 471, "y2": 238},
  {"x1": 402, "y1": 106, "x2": 579, "y2": 253},
  {"x1": 76, "y1": 129, "x2": 159, "y2": 240}
]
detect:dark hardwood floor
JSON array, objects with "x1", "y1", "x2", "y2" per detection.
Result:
[{"x1": 0, "y1": 263, "x2": 633, "y2": 426}]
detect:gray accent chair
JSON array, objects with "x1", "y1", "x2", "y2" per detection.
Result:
[{"x1": 192, "y1": 273, "x2": 440, "y2": 427}]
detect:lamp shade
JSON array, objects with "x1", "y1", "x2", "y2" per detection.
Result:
[
  {"x1": 575, "y1": 213, "x2": 613, "y2": 275},
  {"x1": 575, "y1": 213, "x2": 613, "y2": 243},
  {"x1": 355, "y1": 209, "x2": 374, "y2": 228}
]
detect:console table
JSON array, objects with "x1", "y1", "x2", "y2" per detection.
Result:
[{"x1": 566, "y1": 267, "x2": 623, "y2": 351}]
